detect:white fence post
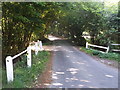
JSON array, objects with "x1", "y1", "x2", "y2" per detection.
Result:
[
  {"x1": 86, "y1": 42, "x2": 88, "y2": 49},
  {"x1": 6, "y1": 56, "x2": 14, "y2": 82},
  {"x1": 37, "y1": 40, "x2": 40, "y2": 45},
  {"x1": 106, "y1": 45, "x2": 110, "y2": 53},
  {"x1": 40, "y1": 41, "x2": 43, "y2": 50},
  {"x1": 37, "y1": 40, "x2": 40, "y2": 51},
  {"x1": 35, "y1": 42, "x2": 38, "y2": 55},
  {"x1": 27, "y1": 46, "x2": 32, "y2": 67}
]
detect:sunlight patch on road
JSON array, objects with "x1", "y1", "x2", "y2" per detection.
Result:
[
  {"x1": 78, "y1": 84, "x2": 84, "y2": 87},
  {"x1": 52, "y1": 83, "x2": 63, "y2": 86},
  {"x1": 53, "y1": 73, "x2": 57, "y2": 76},
  {"x1": 71, "y1": 71, "x2": 77, "y2": 75},
  {"x1": 67, "y1": 68, "x2": 79, "y2": 75},
  {"x1": 63, "y1": 48, "x2": 74, "y2": 53},
  {"x1": 59, "y1": 87, "x2": 63, "y2": 88},
  {"x1": 71, "y1": 85, "x2": 75, "y2": 87},
  {"x1": 105, "y1": 75, "x2": 114, "y2": 78},
  {"x1": 70, "y1": 77, "x2": 78, "y2": 81},
  {"x1": 66, "y1": 55, "x2": 70, "y2": 58},
  {"x1": 67, "y1": 68, "x2": 79, "y2": 71},
  {"x1": 48, "y1": 35, "x2": 61, "y2": 41},
  {"x1": 77, "y1": 62, "x2": 85, "y2": 64},
  {"x1": 45, "y1": 48, "x2": 55, "y2": 51},
  {"x1": 88, "y1": 74, "x2": 93, "y2": 77},
  {"x1": 52, "y1": 72, "x2": 65, "y2": 80},
  {"x1": 72, "y1": 61, "x2": 85, "y2": 65},
  {"x1": 89, "y1": 86, "x2": 98, "y2": 88},
  {"x1": 66, "y1": 77, "x2": 78, "y2": 82},
  {"x1": 52, "y1": 76, "x2": 58, "y2": 79},
  {"x1": 54, "y1": 49, "x2": 59, "y2": 51},
  {"x1": 68, "y1": 50, "x2": 74, "y2": 53},
  {"x1": 56, "y1": 72, "x2": 65, "y2": 75},
  {"x1": 44, "y1": 83, "x2": 50, "y2": 86},
  {"x1": 58, "y1": 46, "x2": 61, "y2": 47},
  {"x1": 80, "y1": 80, "x2": 90, "y2": 83},
  {"x1": 66, "y1": 78, "x2": 70, "y2": 80}
]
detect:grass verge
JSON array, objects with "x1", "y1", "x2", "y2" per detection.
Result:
[
  {"x1": 80, "y1": 47, "x2": 120, "y2": 62},
  {"x1": 2, "y1": 51, "x2": 50, "y2": 88}
]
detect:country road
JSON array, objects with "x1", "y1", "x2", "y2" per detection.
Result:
[{"x1": 47, "y1": 36, "x2": 118, "y2": 88}]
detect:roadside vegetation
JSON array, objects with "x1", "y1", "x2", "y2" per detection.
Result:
[
  {"x1": 80, "y1": 47, "x2": 120, "y2": 62},
  {"x1": 2, "y1": 51, "x2": 50, "y2": 88},
  {"x1": 2, "y1": 2, "x2": 119, "y2": 66}
]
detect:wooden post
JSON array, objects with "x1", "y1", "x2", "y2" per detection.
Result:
[
  {"x1": 6, "y1": 56, "x2": 14, "y2": 82},
  {"x1": 86, "y1": 42, "x2": 88, "y2": 49},
  {"x1": 27, "y1": 46, "x2": 32, "y2": 67}
]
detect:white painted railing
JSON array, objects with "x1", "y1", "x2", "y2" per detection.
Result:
[
  {"x1": 86, "y1": 42, "x2": 120, "y2": 53},
  {"x1": 111, "y1": 44, "x2": 120, "y2": 52},
  {"x1": 111, "y1": 44, "x2": 120, "y2": 45},
  {"x1": 86, "y1": 42, "x2": 109, "y2": 53},
  {"x1": 6, "y1": 40, "x2": 43, "y2": 83},
  {"x1": 30, "y1": 40, "x2": 44, "y2": 55}
]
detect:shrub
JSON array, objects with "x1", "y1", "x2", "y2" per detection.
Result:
[
  {"x1": 80, "y1": 47, "x2": 120, "y2": 62},
  {"x1": 92, "y1": 50, "x2": 101, "y2": 55}
]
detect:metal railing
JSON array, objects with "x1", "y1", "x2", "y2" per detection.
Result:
[{"x1": 6, "y1": 40, "x2": 43, "y2": 82}]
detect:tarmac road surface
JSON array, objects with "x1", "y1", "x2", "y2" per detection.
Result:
[{"x1": 48, "y1": 35, "x2": 118, "y2": 88}]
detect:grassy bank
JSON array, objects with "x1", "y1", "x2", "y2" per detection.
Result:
[
  {"x1": 2, "y1": 51, "x2": 50, "y2": 88},
  {"x1": 80, "y1": 47, "x2": 120, "y2": 62}
]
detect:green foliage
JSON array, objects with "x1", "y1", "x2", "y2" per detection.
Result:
[
  {"x1": 92, "y1": 50, "x2": 101, "y2": 55},
  {"x1": 2, "y1": 51, "x2": 50, "y2": 88},
  {"x1": 98, "y1": 53, "x2": 120, "y2": 61},
  {"x1": 51, "y1": 2, "x2": 108, "y2": 46},
  {"x1": 50, "y1": 2, "x2": 119, "y2": 46},
  {"x1": 2, "y1": 2, "x2": 63, "y2": 65},
  {"x1": 80, "y1": 47, "x2": 120, "y2": 62},
  {"x1": 2, "y1": 2, "x2": 119, "y2": 66}
]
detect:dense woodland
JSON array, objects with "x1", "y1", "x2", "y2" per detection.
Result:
[{"x1": 2, "y1": 2, "x2": 120, "y2": 66}]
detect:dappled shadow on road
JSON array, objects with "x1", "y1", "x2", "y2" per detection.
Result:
[
  {"x1": 51, "y1": 70, "x2": 97, "y2": 88},
  {"x1": 44, "y1": 35, "x2": 117, "y2": 88},
  {"x1": 43, "y1": 35, "x2": 81, "y2": 52},
  {"x1": 47, "y1": 34, "x2": 83, "y2": 46},
  {"x1": 51, "y1": 69, "x2": 116, "y2": 88},
  {"x1": 49, "y1": 49, "x2": 116, "y2": 88},
  {"x1": 51, "y1": 59, "x2": 96, "y2": 87}
]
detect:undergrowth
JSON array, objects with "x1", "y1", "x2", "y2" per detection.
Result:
[
  {"x1": 2, "y1": 51, "x2": 50, "y2": 88},
  {"x1": 80, "y1": 47, "x2": 120, "y2": 62}
]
